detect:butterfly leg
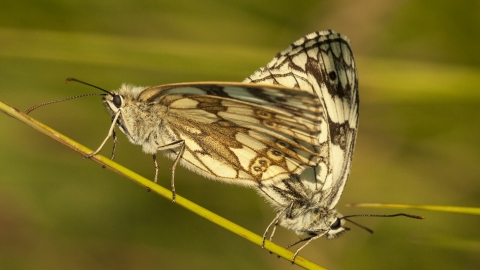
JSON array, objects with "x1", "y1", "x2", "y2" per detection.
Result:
[
  {"x1": 86, "y1": 111, "x2": 121, "y2": 158},
  {"x1": 262, "y1": 211, "x2": 282, "y2": 248},
  {"x1": 110, "y1": 129, "x2": 119, "y2": 160},
  {"x1": 101, "y1": 129, "x2": 119, "y2": 169},
  {"x1": 268, "y1": 218, "x2": 279, "y2": 243},
  {"x1": 267, "y1": 218, "x2": 281, "y2": 256},
  {"x1": 270, "y1": 202, "x2": 295, "y2": 243},
  {"x1": 289, "y1": 234, "x2": 323, "y2": 264},
  {"x1": 261, "y1": 205, "x2": 289, "y2": 248},
  {"x1": 152, "y1": 154, "x2": 159, "y2": 183},
  {"x1": 156, "y1": 140, "x2": 185, "y2": 202},
  {"x1": 170, "y1": 142, "x2": 185, "y2": 202}
]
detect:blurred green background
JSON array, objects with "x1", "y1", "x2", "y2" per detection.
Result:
[{"x1": 1, "y1": 0, "x2": 479, "y2": 269}]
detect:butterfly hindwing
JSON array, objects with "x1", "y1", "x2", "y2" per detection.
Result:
[
  {"x1": 245, "y1": 30, "x2": 359, "y2": 208},
  {"x1": 136, "y1": 83, "x2": 324, "y2": 186}
]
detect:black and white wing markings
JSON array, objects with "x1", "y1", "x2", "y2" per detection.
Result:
[
  {"x1": 242, "y1": 31, "x2": 360, "y2": 257},
  {"x1": 133, "y1": 82, "x2": 325, "y2": 186},
  {"x1": 245, "y1": 30, "x2": 359, "y2": 208}
]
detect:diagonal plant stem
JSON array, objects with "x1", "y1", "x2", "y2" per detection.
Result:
[
  {"x1": 348, "y1": 203, "x2": 480, "y2": 215},
  {"x1": 0, "y1": 99, "x2": 325, "y2": 270}
]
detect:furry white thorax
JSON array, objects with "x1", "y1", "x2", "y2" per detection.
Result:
[
  {"x1": 103, "y1": 84, "x2": 174, "y2": 155},
  {"x1": 116, "y1": 83, "x2": 147, "y2": 98}
]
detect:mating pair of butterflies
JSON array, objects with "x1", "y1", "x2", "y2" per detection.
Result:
[
  {"x1": 102, "y1": 30, "x2": 358, "y2": 261},
  {"x1": 30, "y1": 30, "x2": 359, "y2": 262}
]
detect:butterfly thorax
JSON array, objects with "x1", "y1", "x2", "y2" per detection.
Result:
[
  {"x1": 103, "y1": 84, "x2": 175, "y2": 155},
  {"x1": 257, "y1": 174, "x2": 346, "y2": 238}
]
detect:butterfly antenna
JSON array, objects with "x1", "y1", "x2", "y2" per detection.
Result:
[
  {"x1": 342, "y1": 213, "x2": 424, "y2": 220},
  {"x1": 26, "y1": 78, "x2": 111, "y2": 114},
  {"x1": 343, "y1": 218, "x2": 373, "y2": 234},
  {"x1": 26, "y1": 93, "x2": 105, "y2": 114},
  {"x1": 341, "y1": 213, "x2": 424, "y2": 235},
  {"x1": 66, "y1": 78, "x2": 112, "y2": 95}
]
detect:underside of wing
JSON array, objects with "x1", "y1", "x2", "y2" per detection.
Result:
[
  {"x1": 142, "y1": 83, "x2": 326, "y2": 186},
  {"x1": 244, "y1": 30, "x2": 359, "y2": 207}
]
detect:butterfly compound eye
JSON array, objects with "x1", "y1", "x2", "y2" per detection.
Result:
[
  {"x1": 330, "y1": 218, "x2": 342, "y2": 230},
  {"x1": 113, "y1": 95, "x2": 122, "y2": 108}
]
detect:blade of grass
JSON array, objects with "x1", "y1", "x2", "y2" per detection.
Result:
[
  {"x1": 348, "y1": 203, "x2": 480, "y2": 215},
  {"x1": 0, "y1": 98, "x2": 325, "y2": 270}
]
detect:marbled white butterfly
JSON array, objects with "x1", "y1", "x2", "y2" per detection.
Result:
[
  {"x1": 245, "y1": 31, "x2": 421, "y2": 262},
  {"x1": 27, "y1": 81, "x2": 325, "y2": 202},
  {"x1": 244, "y1": 30, "x2": 359, "y2": 259}
]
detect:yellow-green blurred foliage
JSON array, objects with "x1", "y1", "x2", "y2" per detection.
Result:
[{"x1": 1, "y1": 1, "x2": 479, "y2": 269}]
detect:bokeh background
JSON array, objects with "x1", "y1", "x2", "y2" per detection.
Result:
[{"x1": 1, "y1": 0, "x2": 479, "y2": 269}]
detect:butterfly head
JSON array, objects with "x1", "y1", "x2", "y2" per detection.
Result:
[
  {"x1": 103, "y1": 91, "x2": 123, "y2": 113},
  {"x1": 102, "y1": 84, "x2": 154, "y2": 146},
  {"x1": 321, "y1": 209, "x2": 348, "y2": 239},
  {"x1": 103, "y1": 84, "x2": 146, "y2": 113},
  {"x1": 102, "y1": 85, "x2": 130, "y2": 138}
]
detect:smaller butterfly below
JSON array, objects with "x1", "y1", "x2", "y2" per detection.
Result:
[
  {"x1": 246, "y1": 30, "x2": 422, "y2": 262},
  {"x1": 245, "y1": 30, "x2": 359, "y2": 260}
]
